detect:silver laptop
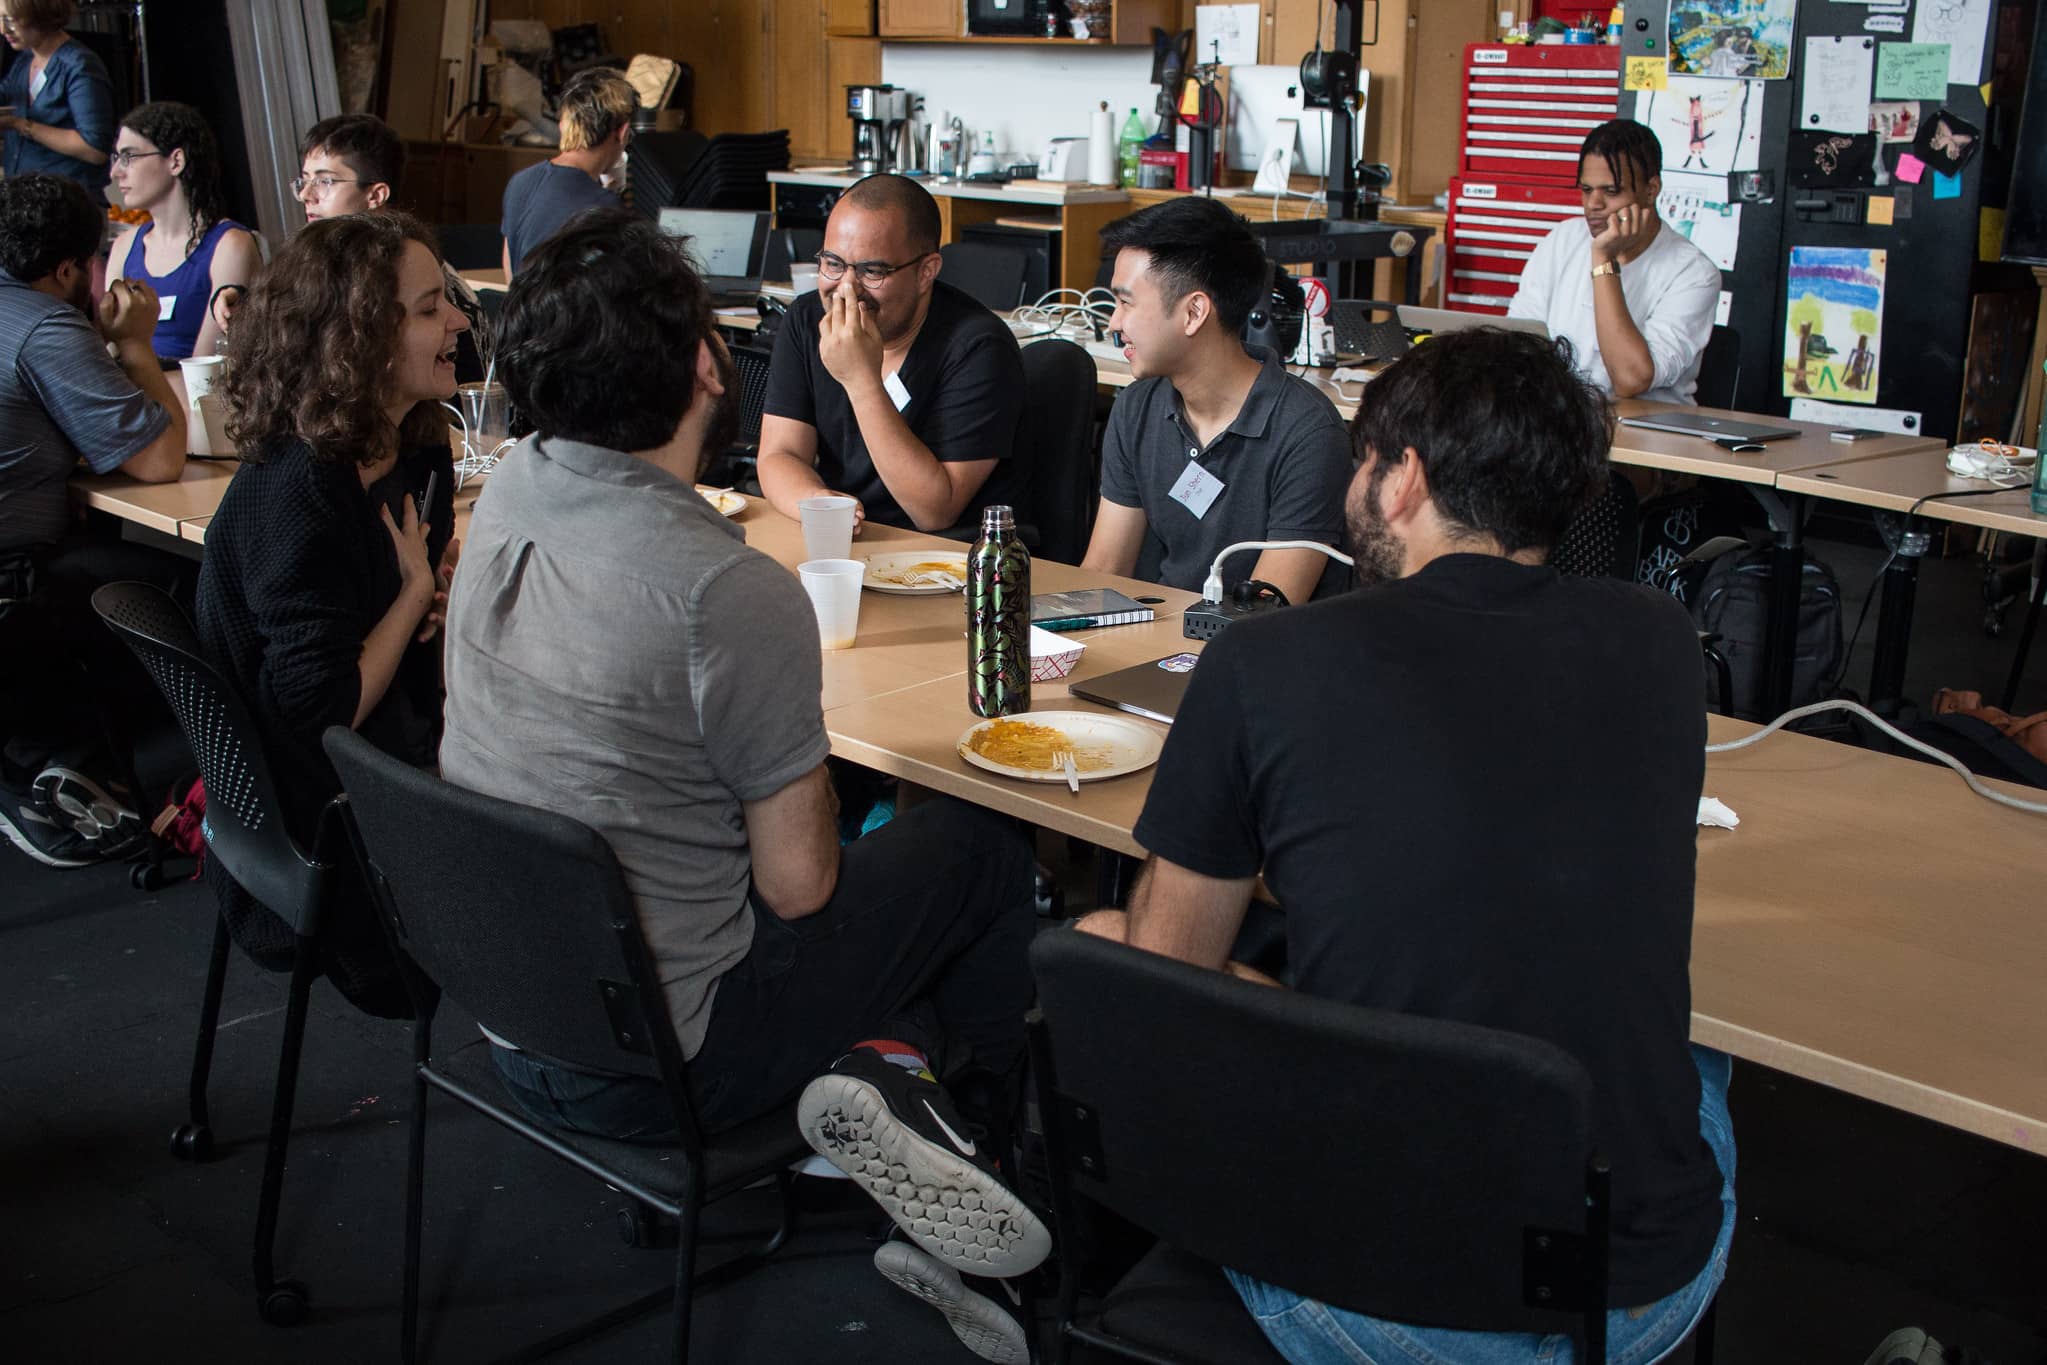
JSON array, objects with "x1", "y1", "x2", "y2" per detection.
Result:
[
  {"x1": 1619, "y1": 412, "x2": 1798, "y2": 443},
  {"x1": 657, "y1": 208, "x2": 770, "y2": 300},
  {"x1": 1396, "y1": 305, "x2": 1549, "y2": 339},
  {"x1": 1068, "y1": 653, "x2": 1202, "y2": 725}
]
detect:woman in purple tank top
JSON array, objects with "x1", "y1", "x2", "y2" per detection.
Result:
[{"x1": 107, "y1": 101, "x2": 261, "y2": 361}]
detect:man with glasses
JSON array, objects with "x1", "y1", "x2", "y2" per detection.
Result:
[
  {"x1": 757, "y1": 174, "x2": 1023, "y2": 533},
  {"x1": 295, "y1": 113, "x2": 486, "y2": 381}
]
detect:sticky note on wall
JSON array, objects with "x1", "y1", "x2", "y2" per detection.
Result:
[
  {"x1": 1867, "y1": 196, "x2": 1895, "y2": 226},
  {"x1": 1625, "y1": 56, "x2": 1668, "y2": 92},
  {"x1": 1895, "y1": 152, "x2": 1927, "y2": 183},
  {"x1": 1933, "y1": 170, "x2": 1961, "y2": 200}
]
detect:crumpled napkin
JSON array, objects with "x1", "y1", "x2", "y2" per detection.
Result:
[{"x1": 1697, "y1": 796, "x2": 1739, "y2": 829}]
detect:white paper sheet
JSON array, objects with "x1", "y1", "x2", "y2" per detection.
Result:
[
  {"x1": 1635, "y1": 77, "x2": 1765, "y2": 175},
  {"x1": 1194, "y1": 4, "x2": 1261, "y2": 67},
  {"x1": 1913, "y1": 0, "x2": 1993, "y2": 84},
  {"x1": 1800, "y1": 36, "x2": 1877, "y2": 134},
  {"x1": 1657, "y1": 170, "x2": 1743, "y2": 272}
]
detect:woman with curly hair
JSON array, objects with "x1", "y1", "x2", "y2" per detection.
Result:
[
  {"x1": 108, "y1": 100, "x2": 261, "y2": 360},
  {"x1": 0, "y1": 0, "x2": 116, "y2": 194},
  {"x1": 195, "y1": 211, "x2": 465, "y2": 1014}
]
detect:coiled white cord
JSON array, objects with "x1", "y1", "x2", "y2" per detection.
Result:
[
  {"x1": 1707, "y1": 698, "x2": 2047, "y2": 815},
  {"x1": 1011, "y1": 287, "x2": 1118, "y2": 343}
]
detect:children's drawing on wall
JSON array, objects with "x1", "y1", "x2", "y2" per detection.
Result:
[
  {"x1": 1783, "y1": 247, "x2": 1887, "y2": 403},
  {"x1": 1636, "y1": 77, "x2": 1763, "y2": 175},
  {"x1": 1668, "y1": 0, "x2": 1795, "y2": 79}
]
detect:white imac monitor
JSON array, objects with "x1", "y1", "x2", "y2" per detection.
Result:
[{"x1": 1224, "y1": 64, "x2": 1369, "y2": 180}]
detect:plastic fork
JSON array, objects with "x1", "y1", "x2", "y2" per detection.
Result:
[{"x1": 1056, "y1": 749, "x2": 1079, "y2": 795}]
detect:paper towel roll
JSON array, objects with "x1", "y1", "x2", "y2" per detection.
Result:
[{"x1": 1089, "y1": 103, "x2": 1117, "y2": 186}]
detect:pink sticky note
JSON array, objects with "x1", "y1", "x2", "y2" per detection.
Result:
[{"x1": 1895, "y1": 152, "x2": 1927, "y2": 184}]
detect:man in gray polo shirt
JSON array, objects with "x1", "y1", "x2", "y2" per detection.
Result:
[
  {"x1": 440, "y1": 212, "x2": 1047, "y2": 1356},
  {"x1": 1081, "y1": 196, "x2": 1351, "y2": 603}
]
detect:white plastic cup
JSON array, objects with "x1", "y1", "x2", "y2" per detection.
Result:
[
  {"x1": 799, "y1": 494, "x2": 857, "y2": 561},
  {"x1": 798, "y1": 558, "x2": 865, "y2": 649},
  {"x1": 178, "y1": 355, "x2": 227, "y2": 454},
  {"x1": 790, "y1": 261, "x2": 819, "y2": 293}
]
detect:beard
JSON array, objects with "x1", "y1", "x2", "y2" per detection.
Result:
[
  {"x1": 64, "y1": 268, "x2": 93, "y2": 316},
  {"x1": 1344, "y1": 463, "x2": 1406, "y2": 588},
  {"x1": 693, "y1": 343, "x2": 742, "y2": 483}
]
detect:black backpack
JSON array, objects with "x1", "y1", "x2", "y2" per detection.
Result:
[{"x1": 1689, "y1": 543, "x2": 1844, "y2": 720}]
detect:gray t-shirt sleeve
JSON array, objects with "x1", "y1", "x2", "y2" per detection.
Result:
[
  {"x1": 1263, "y1": 403, "x2": 1351, "y2": 544},
  {"x1": 20, "y1": 310, "x2": 169, "y2": 474},
  {"x1": 689, "y1": 554, "x2": 832, "y2": 802},
  {"x1": 1096, "y1": 386, "x2": 1143, "y2": 509}
]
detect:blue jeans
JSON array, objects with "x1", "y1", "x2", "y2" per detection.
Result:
[{"x1": 1227, "y1": 1046, "x2": 1736, "y2": 1365}]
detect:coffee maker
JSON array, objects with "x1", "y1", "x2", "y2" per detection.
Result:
[{"x1": 847, "y1": 85, "x2": 907, "y2": 175}]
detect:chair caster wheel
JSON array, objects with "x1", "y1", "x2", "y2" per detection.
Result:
[
  {"x1": 132, "y1": 862, "x2": 166, "y2": 890},
  {"x1": 169, "y1": 1122, "x2": 213, "y2": 1162},
  {"x1": 259, "y1": 1279, "x2": 309, "y2": 1326}
]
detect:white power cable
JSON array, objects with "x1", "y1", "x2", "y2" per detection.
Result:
[
  {"x1": 1012, "y1": 287, "x2": 1117, "y2": 344},
  {"x1": 1707, "y1": 698, "x2": 2047, "y2": 816},
  {"x1": 1202, "y1": 539, "x2": 1356, "y2": 603}
]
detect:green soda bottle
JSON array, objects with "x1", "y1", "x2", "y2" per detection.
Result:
[
  {"x1": 1118, "y1": 107, "x2": 1147, "y2": 188},
  {"x1": 968, "y1": 504, "x2": 1031, "y2": 718}
]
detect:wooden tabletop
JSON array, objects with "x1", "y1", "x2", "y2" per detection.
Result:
[
  {"x1": 1696, "y1": 713, "x2": 2047, "y2": 1151},
  {"x1": 1606, "y1": 400, "x2": 1947, "y2": 485},
  {"x1": 1778, "y1": 447, "x2": 2047, "y2": 538},
  {"x1": 72, "y1": 458, "x2": 237, "y2": 536}
]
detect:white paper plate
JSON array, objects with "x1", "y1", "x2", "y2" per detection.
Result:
[
  {"x1": 694, "y1": 487, "x2": 746, "y2": 518},
  {"x1": 863, "y1": 550, "x2": 969, "y2": 594},
  {"x1": 956, "y1": 710, "x2": 1164, "y2": 784}
]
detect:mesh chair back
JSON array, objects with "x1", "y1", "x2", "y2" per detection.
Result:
[
  {"x1": 322, "y1": 727, "x2": 675, "y2": 1083},
  {"x1": 1695, "y1": 325, "x2": 1741, "y2": 409},
  {"x1": 1018, "y1": 339, "x2": 1098, "y2": 565},
  {"x1": 939, "y1": 242, "x2": 1028, "y2": 311},
  {"x1": 1552, "y1": 469, "x2": 1642, "y2": 581},
  {"x1": 1330, "y1": 298, "x2": 1410, "y2": 361},
  {"x1": 1030, "y1": 931, "x2": 1600, "y2": 1334},
  {"x1": 732, "y1": 344, "x2": 774, "y2": 451},
  {"x1": 436, "y1": 224, "x2": 504, "y2": 272},
  {"x1": 90, "y1": 582, "x2": 323, "y2": 921}
]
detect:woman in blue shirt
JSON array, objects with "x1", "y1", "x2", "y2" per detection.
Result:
[
  {"x1": 107, "y1": 100, "x2": 261, "y2": 360},
  {"x1": 0, "y1": 0, "x2": 115, "y2": 195}
]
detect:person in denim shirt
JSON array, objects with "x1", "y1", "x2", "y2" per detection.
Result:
[{"x1": 0, "y1": 0, "x2": 115, "y2": 196}]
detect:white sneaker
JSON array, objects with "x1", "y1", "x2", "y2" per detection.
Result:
[{"x1": 873, "y1": 1240, "x2": 1029, "y2": 1365}]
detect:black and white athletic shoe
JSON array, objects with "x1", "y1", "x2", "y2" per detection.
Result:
[
  {"x1": 32, "y1": 767, "x2": 146, "y2": 858},
  {"x1": 874, "y1": 1240, "x2": 1029, "y2": 1365},
  {"x1": 798, "y1": 1050, "x2": 1051, "y2": 1279},
  {"x1": 0, "y1": 784, "x2": 99, "y2": 868}
]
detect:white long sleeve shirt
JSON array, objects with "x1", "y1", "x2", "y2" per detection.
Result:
[{"x1": 1507, "y1": 217, "x2": 1722, "y2": 406}]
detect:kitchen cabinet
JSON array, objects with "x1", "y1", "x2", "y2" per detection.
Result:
[
  {"x1": 880, "y1": 0, "x2": 961, "y2": 37},
  {"x1": 827, "y1": 0, "x2": 877, "y2": 35}
]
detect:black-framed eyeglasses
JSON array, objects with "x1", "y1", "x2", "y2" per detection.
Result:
[
  {"x1": 291, "y1": 173, "x2": 361, "y2": 197},
  {"x1": 814, "y1": 250, "x2": 931, "y2": 286},
  {"x1": 111, "y1": 149, "x2": 165, "y2": 169}
]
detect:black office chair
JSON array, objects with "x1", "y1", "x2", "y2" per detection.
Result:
[
  {"x1": 434, "y1": 223, "x2": 502, "y2": 272},
  {"x1": 1329, "y1": 297, "x2": 1411, "y2": 361},
  {"x1": 1552, "y1": 469, "x2": 1642, "y2": 581},
  {"x1": 1694, "y1": 325, "x2": 1741, "y2": 409},
  {"x1": 703, "y1": 343, "x2": 774, "y2": 492},
  {"x1": 1016, "y1": 338, "x2": 1099, "y2": 565},
  {"x1": 1029, "y1": 930, "x2": 1719, "y2": 1365},
  {"x1": 940, "y1": 241, "x2": 1029, "y2": 311},
  {"x1": 323, "y1": 727, "x2": 808, "y2": 1365},
  {"x1": 90, "y1": 581, "x2": 344, "y2": 1328}
]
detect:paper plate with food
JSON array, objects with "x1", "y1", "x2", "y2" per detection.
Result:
[
  {"x1": 956, "y1": 711, "x2": 1163, "y2": 785},
  {"x1": 863, "y1": 551, "x2": 970, "y2": 594},
  {"x1": 694, "y1": 486, "x2": 747, "y2": 518}
]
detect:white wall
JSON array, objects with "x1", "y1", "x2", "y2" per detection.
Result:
[{"x1": 880, "y1": 43, "x2": 1162, "y2": 166}]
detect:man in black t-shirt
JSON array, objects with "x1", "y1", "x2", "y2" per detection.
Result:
[
  {"x1": 758, "y1": 174, "x2": 1023, "y2": 532},
  {"x1": 1079, "y1": 328, "x2": 1735, "y2": 1365}
]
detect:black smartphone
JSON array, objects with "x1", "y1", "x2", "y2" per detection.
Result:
[{"x1": 417, "y1": 470, "x2": 437, "y2": 522}]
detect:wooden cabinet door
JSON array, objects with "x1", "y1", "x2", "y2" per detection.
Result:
[
  {"x1": 879, "y1": 0, "x2": 960, "y2": 37},
  {"x1": 827, "y1": 0, "x2": 876, "y2": 35}
]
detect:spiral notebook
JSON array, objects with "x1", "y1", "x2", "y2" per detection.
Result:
[{"x1": 1030, "y1": 589, "x2": 1156, "y2": 630}]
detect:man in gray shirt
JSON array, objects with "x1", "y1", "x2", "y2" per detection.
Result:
[
  {"x1": 440, "y1": 212, "x2": 1047, "y2": 1351},
  {"x1": 1081, "y1": 197, "x2": 1352, "y2": 603}
]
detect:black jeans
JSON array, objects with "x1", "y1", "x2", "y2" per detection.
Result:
[{"x1": 492, "y1": 796, "x2": 1037, "y2": 1141}]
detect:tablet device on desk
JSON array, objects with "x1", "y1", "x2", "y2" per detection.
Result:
[
  {"x1": 1068, "y1": 653, "x2": 1200, "y2": 725},
  {"x1": 1619, "y1": 413, "x2": 1799, "y2": 443},
  {"x1": 1395, "y1": 306, "x2": 1549, "y2": 340}
]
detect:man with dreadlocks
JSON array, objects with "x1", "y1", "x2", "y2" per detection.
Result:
[{"x1": 1508, "y1": 118, "x2": 1720, "y2": 405}]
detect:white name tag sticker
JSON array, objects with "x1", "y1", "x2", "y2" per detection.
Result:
[
  {"x1": 158, "y1": 294, "x2": 177, "y2": 321},
  {"x1": 883, "y1": 371, "x2": 912, "y2": 411},
  {"x1": 1167, "y1": 460, "x2": 1226, "y2": 520}
]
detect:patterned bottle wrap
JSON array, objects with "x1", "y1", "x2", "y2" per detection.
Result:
[{"x1": 967, "y1": 515, "x2": 1032, "y2": 718}]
